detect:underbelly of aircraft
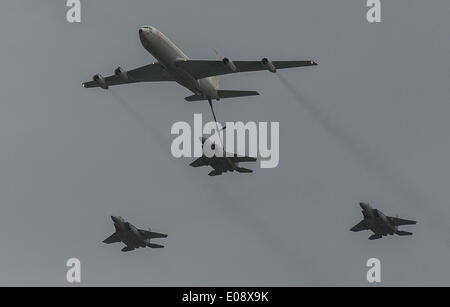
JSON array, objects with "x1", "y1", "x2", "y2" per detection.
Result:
[{"x1": 367, "y1": 221, "x2": 391, "y2": 235}]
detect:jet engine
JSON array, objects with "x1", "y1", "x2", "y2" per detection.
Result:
[
  {"x1": 114, "y1": 66, "x2": 130, "y2": 82},
  {"x1": 222, "y1": 57, "x2": 237, "y2": 72},
  {"x1": 262, "y1": 58, "x2": 276, "y2": 73},
  {"x1": 93, "y1": 74, "x2": 108, "y2": 89}
]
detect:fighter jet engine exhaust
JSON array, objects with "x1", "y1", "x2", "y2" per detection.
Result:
[{"x1": 276, "y1": 73, "x2": 450, "y2": 241}]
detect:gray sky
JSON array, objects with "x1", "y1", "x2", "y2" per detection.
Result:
[{"x1": 1, "y1": 0, "x2": 450, "y2": 286}]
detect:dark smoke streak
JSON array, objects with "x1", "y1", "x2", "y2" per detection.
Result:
[
  {"x1": 109, "y1": 89, "x2": 169, "y2": 152},
  {"x1": 196, "y1": 175, "x2": 325, "y2": 284},
  {"x1": 277, "y1": 73, "x2": 449, "y2": 240}
]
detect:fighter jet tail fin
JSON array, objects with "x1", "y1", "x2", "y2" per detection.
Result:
[
  {"x1": 396, "y1": 231, "x2": 413, "y2": 236},
  {"x1": 147, "y1": 243, "x2": 164, "y2": 248}
]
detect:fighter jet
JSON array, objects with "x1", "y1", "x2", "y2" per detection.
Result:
[
  {"x1": 103, "y1": 216, "x2": 168, "y2": 252},
  {"x1": 350, "y1": 203, "x2": 417, "y2": 240},
  {"x1": 190, "y1": 137, "x2": 257, "y2": 176},
  {"x1": 82, "y1": 25, "x2": 317, "y2": 122}
]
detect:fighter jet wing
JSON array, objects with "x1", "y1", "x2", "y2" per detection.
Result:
[
  {"x1": 175, "y1": 60, "x2": 317, "y2": 79},
  {"x1": 103, "y1": 232, "x2": 121, "y2": 244},
  {"x1": 139, "y1": 229, "x2": 168, "y2": 239},
  {"x1": 350, "y1": 220, "x2": 368, "y2": 232},
  {"x1": 388, "y1": 217, "x2": 417, "y2": 226},
  {"x1": 190, "y1": 157, "x2": 209, "y2": 167},
  {"x1": 82, "y1": 63, "x2": 175, "y2": 88}
]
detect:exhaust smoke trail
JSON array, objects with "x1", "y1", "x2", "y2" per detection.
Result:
[
  {"x1": 276, "y1": 73, "x2": 449, "y2": 240},
  {"x1": 109, "y1": 89, "x2": 169, "y2": 151}
]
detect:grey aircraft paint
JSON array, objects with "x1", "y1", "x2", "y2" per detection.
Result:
[
  {"x1": 82, "y1": 25, "x2": 317, "y2": 103},
  {"x1": 103, "y1": 216, "x2": 168, "y2": 252},
  {"x1": 351, "y1": 203, "x2": 417, "y2": 240},
  {"x1": 3, "y1": 0, "x2": 450, "y2": 286},
  {"x1": 190, "y1": 137, "x2": 257, "y2": 176}
]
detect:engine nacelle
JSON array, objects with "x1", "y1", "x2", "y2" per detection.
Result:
[
  {"x1": 93, "y1": 74, "x2": 108, "y2": 89},
  {"x1": 114, "y1": 66, "x2": 130, "y2": 82},
  {"x1": 222, "y1": 57, "x2": 237, "y2": 72},
  {"x1": 262, "y1": 58, "x2": 276, "y2": 73}
]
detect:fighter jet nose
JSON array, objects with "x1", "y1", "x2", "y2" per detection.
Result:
[
  {"x1": 111, "y1": 216, "x2": 121, "y2": 223},
  {"x1": 359, "y1": 202, "x2": 371, "y2": 210}
]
